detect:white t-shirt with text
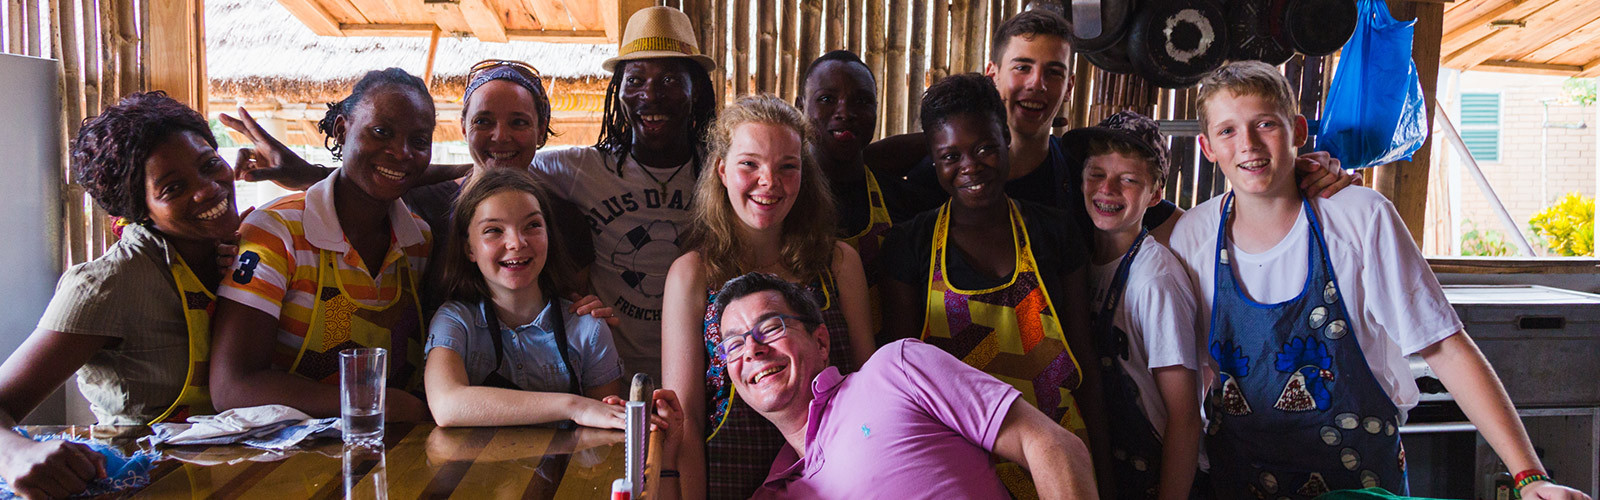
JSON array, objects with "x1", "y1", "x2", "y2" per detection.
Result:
[{"x1": 531, "y1": 146, "x2": 698, "y2": 379}]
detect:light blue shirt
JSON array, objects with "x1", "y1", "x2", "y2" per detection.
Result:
[{"x1": 425, "y1": 299, "x2": 624, "y2": 393}]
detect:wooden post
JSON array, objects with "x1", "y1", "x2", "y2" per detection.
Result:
[
  {"x1": 780, "y1": 0, "x2": 798, "y2": 101},
  {"x1": 423, "y1": 27, "x2": 440, "y2": 90},
  {"x1": 949, "y1": 0, "x2": 968, "y2": 73},
  {"x1": 734, "y1": 0, "x2": 750, "y2": 96},
  {"x1": 848, "y1": 0, "x2": 864, "y2": 54},
  {"x1": 115, "y1": 0, "x2": 138, "y2": 97},
  {"x1": 885, "y1": 0, "x2": 906, "y2": 135},
  {"x1": 799, "y1": 0, "x2": 822, "y2": 86},
  {"x1": 865, "y1": 0, "x2": 885, "y2": 137},
  {"x1": 81, "y1": 0, "x2": 101, "y2": 117},
  {"x1": 25, "y1": 0, "x2": 40, "y2": 56},
  {"x1": 7, "y1": 0, "x2": 22, "y2": 54},
  {"x1": 1373, "y1": 0, "x2": 1443, "y2": 247},
  {"x1": 964, "y1": 0, "x2": 985, "y2": 73},
  {"x1": 757, "y1": 0, "x2": 776, "y2": 93},
  {"x1": 51, "y1": 0, "x2": 86, "y2": 264},
  {"x1": 711, "y1": 0, "x2": 725, "y2": 104},
  {"x1": 145, "y1": 0, "x2": 205, "y2": 113},
  {"x1": 931, "y1": 0, "x2": 950, "y2": 84},
  {"x1": 100, "y1": 0, "x2": 118, "y2": 104},
  {"x1": 825, "y1": 0, "x2": 845, "y2": 51},
  {"x1": 908, "y1": 0, "x2": 926, "y2": 131}
]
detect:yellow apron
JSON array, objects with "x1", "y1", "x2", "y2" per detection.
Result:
[
  {"x1": 919, "y1": 200, "x2": 1085, "y2": 499},
  {"x1": 286, "y1": 249, "x2": 425, "y2": 391},
  {"x1": 148, "y1": 253, "x2": 216, "y2": 424},
  {"x1": 839, "y1": 167, "x2": 893, "y2": 335}
]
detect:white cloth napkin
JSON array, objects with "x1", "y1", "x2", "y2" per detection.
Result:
[{"x1": 146, "y1": 404, "x2": 341, "y2": 450}]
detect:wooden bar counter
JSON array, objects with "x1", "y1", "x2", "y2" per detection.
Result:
[{"x1": 24, "y1": 423, "x2": 637, "y2": 499}]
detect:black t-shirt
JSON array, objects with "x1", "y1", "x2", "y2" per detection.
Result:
[
  {"x1": 881, "y1": 199, "x2": 1089, "y2": 297},
  {"x1": 890, "y1": 135, "x2": 1177, "y2": 233}
]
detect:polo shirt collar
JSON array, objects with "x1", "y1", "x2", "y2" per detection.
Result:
[
  {"x1": 761, "y1": 366, "x2": 847, "y2": 488},
  {"x1": 302, "y1": 175, "x2": 427, "y2": 252}
]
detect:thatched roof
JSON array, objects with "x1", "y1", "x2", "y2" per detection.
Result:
[{"x1": 207, "y1": 0, "x2": 616, "y2": 104}]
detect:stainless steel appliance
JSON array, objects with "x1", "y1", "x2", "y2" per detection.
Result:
[{"x1": 1403, "y1": 285, "x2": 1600, "y2": 499}]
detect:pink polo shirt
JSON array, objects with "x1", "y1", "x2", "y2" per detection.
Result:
[{"x1": 752, "y1": 339, "x2": 1021, "y2": 499}]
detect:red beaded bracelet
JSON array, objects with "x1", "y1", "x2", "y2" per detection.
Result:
[{"x1": 1513, "y1": 469, "x2": 1551, "y2": 489}]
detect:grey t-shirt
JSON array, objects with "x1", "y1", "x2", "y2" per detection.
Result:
[
  {"x1": 36, "y1": 223, "x2": 191, "y2": 424},
  {"x1": 425, "y1": 299, "x2": 624, "y2": 393}
]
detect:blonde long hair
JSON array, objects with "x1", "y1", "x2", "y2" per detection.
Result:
[{"x1": 685, "y1": 94, "x2": 837, "y2": 285}]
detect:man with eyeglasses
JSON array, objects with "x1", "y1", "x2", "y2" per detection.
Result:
[{"x1": 707, "y1": 272, "x2": 1095, "y2": 499}]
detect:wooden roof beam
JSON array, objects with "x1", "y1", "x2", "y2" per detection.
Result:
[
  {"x1": 506, "y1": 29, "x2": 608, "y2": 43},
  {"x1": 527, "y1": 0, "x2": 575, "y2": 31},
  {"x1": 1525, "y1": 15, "x2": 1600, "y2": 64},
  {"x1": 1441, "y1": 0, "x2": 1557, "y2": 55},
  {"x1": 347, "y1": 0, "x2": 400, "y2": 23},
  {"x1": 1484, "y1": 1, "x2": 1600, "y2": 65},
  {"x1": 1476, "y1": 59, "x2": 1582, "y2": 75},
  {"x1": 278, "y1": 0, "x2": 345, "y2": 36},
  {"x1": 557, "y1": 0, "x2": 602, "y2": 31},
  {"x1": 423, "y1": 1, "x2": 474, "y2": 34},
  {"x1": 460, "y1": 0, "x2": 509, "y2": 42},
  {"x1": 1578, "y1": 58, "x2": 1600, "y2": 77}
]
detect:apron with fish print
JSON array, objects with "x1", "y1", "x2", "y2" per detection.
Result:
[{"x1": 286, "y1": 250, "x2": 425, "y2": 392}]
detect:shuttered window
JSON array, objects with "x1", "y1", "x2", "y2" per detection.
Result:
[{"x1": 1459, "y1": 92, "x2": 1501, "y2": 163}]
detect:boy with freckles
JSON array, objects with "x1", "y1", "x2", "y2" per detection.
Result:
[{"x1": 1168, "y1": 61, "x2": 1589, "y2": 499}]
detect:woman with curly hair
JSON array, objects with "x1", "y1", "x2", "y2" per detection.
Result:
[
  {"x1": 0, "y1": 91, "x2": 243, "y2": 498},
  {"x1": 660, "y1": 94, "x2": 874, "y2": 500}
]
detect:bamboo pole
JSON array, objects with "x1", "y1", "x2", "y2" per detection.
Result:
[
  {"x1": 825, "y1": 0, "x2": 844, "y2": 51},
  {"x1": 908, "y1": 0, "x2": 926, "y2": 131},
  {"x1": 756, "y1": 0, "x2": 776, "y2": 93},
  {"x1": 116, "y1": 0, "x2": 138, "y2": 97},
  {"x1": 7, "y1": 0, "x2": 22, "y2": 54},
  {"x1": 964, "y1": 0, "x2": 985, "y2": 72},
  {"x1": 799, "y1": 0, "x2": 821, "y2": 81},
  {"x1": 1070, "y1": 56, "x2": 1092, "y2": 128},
  {"x1": 780, "y1": 0, "x2": 798, "y2": 101},
  {"x1": 82, "y1": 0, "x2": 102, "y2": 117},
  {"x1": 694, "y1": 0, "x2": 717, "y2": 100},
  {"x1": 711, "y1": 0, "x2": 725, "y2": 104},
  {"x1": 52, "y1": 0, "x2": 87, "y2": 265},
  {"x1": 865, "y1": 0, "x2": 885, "y2": 137},
  {"x1": 848, "y1": 0, "x2": 863, "y2": 54},
  {"x1": 930, "y1": 0, "x2": 949, "y2": 85},
  {"x1": 100, "y1": 0, "x2": 118, "y2": 102},
  {"x1": 885, "y1": 0, "x2": 907, "y2": 135},
  {"x1": 989, "y1": 0, "x2": 1001, "y2": 41},
  {"x1": 734, "y1": 0, "x2": 749, "y2": 96},
  {"x1": 948, "y1": 0, "x2": 967, "y2": 73},
  {"x1": 25, "y1": 0, "x2": 39, "y2": 56}
]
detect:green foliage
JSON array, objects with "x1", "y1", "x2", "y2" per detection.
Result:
[
  {"x1": 1528, "y1": 192, "x2": 1595, "y2": 257},
  {"x1": 209, "y1": 119, "x2": 239, "y2": 148},
  {"x1": 1561, "y1": 78, "x2": 1597, "y2": 107},
  {"x1": 1460, "y1": 219, "x2": 1514, "y2": 257}
]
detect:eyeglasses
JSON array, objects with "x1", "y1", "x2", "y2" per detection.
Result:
[
  {"x1": 468, "y1": 59, "x2": 543, "y2": 81},
  {"x1": 715, "y1": 314, "x2": 817, "y2": 362}
]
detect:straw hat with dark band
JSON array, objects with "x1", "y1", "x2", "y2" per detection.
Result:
[{"x1": 602, "y1": 6, "x2": 717, "y2": 73}]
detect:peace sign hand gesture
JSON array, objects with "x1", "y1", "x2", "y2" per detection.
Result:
[{"x1": 219, "y1": 107, "x2": 329, "y2": 191}]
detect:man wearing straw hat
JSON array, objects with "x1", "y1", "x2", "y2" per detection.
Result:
[
  {"x1": 531, "y1": 6, "x2": 718, "y2": 383},
  {"x1": 222, "y1": 7, "x2": 719, "y2": 384}
]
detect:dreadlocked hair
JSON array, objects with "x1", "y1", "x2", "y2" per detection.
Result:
[
  {"x1": 594, "y1": 59, "x2": 718, "y2": 178},
  {"x1": 317, "y1": 68, "x2": 431, "y2": 160}
]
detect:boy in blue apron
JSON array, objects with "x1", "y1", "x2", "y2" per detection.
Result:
[
  {"x1": 1065, "y1": 111, "x2": 1204, "y2": 499},
  {"x1": 1167, "y1": 61, "x2": 1587, "y2": 499}
]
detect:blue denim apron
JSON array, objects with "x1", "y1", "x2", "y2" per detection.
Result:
[
  {"x1": 1205, "y1": 194, "x2": 1406, "y2": 499},
  {"x1": 1092, "y1": 228, "x2": 1168, "y2": 499}
]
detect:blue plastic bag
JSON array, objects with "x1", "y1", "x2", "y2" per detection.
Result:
[{"x1": 1316, "y1": 0, "x2": 1428, "y2": 170}]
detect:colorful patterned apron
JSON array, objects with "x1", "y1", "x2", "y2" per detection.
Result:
[
  {"x1": 286, "y1": 250, "x2": 425, "y2": 392},
  {"x1": 1205, "y1": 194, "x2": 1405, "y2": 499},
  {"x1": 840, "y1": 167, "x2": 893, "y2": 340},
  {"x1": 702, "y1": 272, "x2": 855, "y2": 500},
  {"x1": 919, "y1": 200, "x2": 1085, "y2": 499},
  {"x1": 149, "y1": 252, "x2": 217, "y2": 424},
  {"x1": 1092, "y1": 228, "x2": 1170, "y2": 499}
]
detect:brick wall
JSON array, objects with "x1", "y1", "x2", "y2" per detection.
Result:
[{"x1": 1434, "y1": 72, "x2": 1597, "y2": 255}]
